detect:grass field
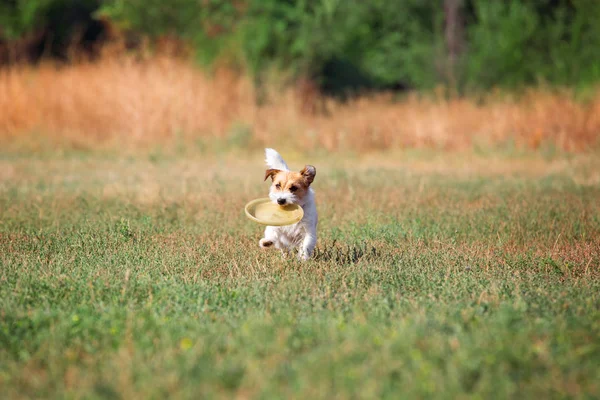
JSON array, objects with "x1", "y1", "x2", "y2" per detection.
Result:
[{"x1": 1, "y1": 149, "x2": 599, "y2": 399}]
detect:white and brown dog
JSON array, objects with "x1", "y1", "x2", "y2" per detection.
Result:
[{"x1": 259, "y1": 148, "x2": 318, "y2": 260}]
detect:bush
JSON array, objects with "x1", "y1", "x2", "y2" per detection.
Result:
[
  {"x1": 0, "y1": 0, "x2": 53, "y2": 39},
  {"x1": 100, "y1": 0, "x2": 444, "y2": 94},
  {"x1": 463, "y1": 0, "x2": 600, "y2": 92},
  {"x1": 0, "y1": 0, "x2": 105, "y2": 61}
]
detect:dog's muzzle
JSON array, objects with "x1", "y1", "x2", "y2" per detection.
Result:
[{"x1": 277, "y1": 198, "x2": 286, "y2": 205}]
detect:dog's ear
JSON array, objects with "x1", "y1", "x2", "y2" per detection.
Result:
[
  {"x1": 264, "y1": 169, "x2": 281, "y2": 181},
  {"x1": 300, "y1": 165, "x2": 316, "y2": 185}
]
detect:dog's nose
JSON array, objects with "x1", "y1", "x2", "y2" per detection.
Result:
[{"x1": 277, "y1": 198, "x2": 286, "y2": 205}]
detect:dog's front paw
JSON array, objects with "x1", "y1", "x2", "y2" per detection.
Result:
[
  {"x1": 259, "y1": 238, "x2": 273, "y2": 248},
  {"x1": 298, "y1": 249, "x2": 311, "y2": 261}
]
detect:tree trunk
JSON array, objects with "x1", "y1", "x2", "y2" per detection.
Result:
[{"x1": 444, "y1": 0, "x2": 464, "y2": 92}]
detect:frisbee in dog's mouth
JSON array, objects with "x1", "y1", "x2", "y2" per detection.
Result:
[{"x1": 244, "y1": 198, "x2": 304, "y2": 226}]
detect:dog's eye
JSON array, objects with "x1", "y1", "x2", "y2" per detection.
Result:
[
  {"x1": 289, "y1": 185, "x2": 297, "y2": 192},
  {"x1": 275, "y1": 183, "x2": 281, "y2": 189}
]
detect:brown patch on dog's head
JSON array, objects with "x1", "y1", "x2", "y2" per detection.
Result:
[
  {"x1": 266, "y1": 166, "x2": 316, "y2": 205},
  {"x1": 264, "y1": 169, "x2": 281, "y2": 181},
  {"x1": 300, "y1": 165, "x2": 316, "y2": 185}
]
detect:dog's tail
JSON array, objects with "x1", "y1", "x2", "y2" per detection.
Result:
[{"x1": 264, "y1": 148, "x2": 289, "y2": 171}]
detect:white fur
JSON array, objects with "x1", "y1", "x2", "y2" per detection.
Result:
[
  {"x1": 265, "y1": 148, "x2": 290, "y2": 171},
  {"x1": 260, "y1": 148, "x2": 318, "y2": 261}
]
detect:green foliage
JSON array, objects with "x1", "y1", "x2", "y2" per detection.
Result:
[
  {"x1": 0, "y1": 0, "x2": 104, "y2": 61},
  {"x1": 99, "y1": 0, "x2": 600, "y2": 93},
  {"x1": 3, "y1": 0, "x2": 600, "y2": 92},
  {"x1": 99, "y1": 0, "x2": 444, "y2": 90},
  {"x1": 543, "y1": 0, "x2": 600, "y2": 88},
  {"x1": 464, "y1": 1, "x2": 541, "y2": 90},
  {"x1": 464, "y1": 0, "x2": 600, "y2": 91},
  {"x1": 0, "y1": 0, "x2": 53, "y2": 39}
]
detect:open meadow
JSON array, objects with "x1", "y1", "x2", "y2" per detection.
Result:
[
  {"x1": 3, "y1": 0, "x2": 600, "y2": 396},
  {"x1": 1, "y1": 147, "x2": 599, "y2": 398}
]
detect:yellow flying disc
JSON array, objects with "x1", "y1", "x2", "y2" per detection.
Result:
[{"x1": 244, "y1": 198, "x2": 304, "y2": 226}]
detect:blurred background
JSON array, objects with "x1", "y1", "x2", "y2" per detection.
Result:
[{"x1": 1, "y1": 0, "x2": 600, "y2": 153}]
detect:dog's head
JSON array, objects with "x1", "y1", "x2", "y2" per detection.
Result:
[{"x1": 264, "y1": 165, "x2": 316, "y2": 206}]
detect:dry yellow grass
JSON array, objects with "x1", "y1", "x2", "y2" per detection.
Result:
[{"x1": 1, "y1": 56, "x2": 599, "y2": 151}]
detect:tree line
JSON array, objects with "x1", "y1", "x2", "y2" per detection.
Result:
[{"x1": 1, "y1": 0, "x2": 599, "y2": 95}]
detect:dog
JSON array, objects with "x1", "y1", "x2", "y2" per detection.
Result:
[{"x1": 259, "y1": 148, "x2": 318, "y2": 260}]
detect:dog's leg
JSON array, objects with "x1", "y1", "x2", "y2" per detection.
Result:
[
  {"x1": 299, "y1": 228, "x2": 317, "y2": 261},
  {"x1": 259, "y1": 238, "x2": 274, "y2": 248},
  {"x1": 260, "y1": 226, "x2": 277, "y2": 249}
]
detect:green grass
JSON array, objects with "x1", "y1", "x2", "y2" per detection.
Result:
[{"x1": 1, "y1": 151, "x2": 599, "y2": 399}]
